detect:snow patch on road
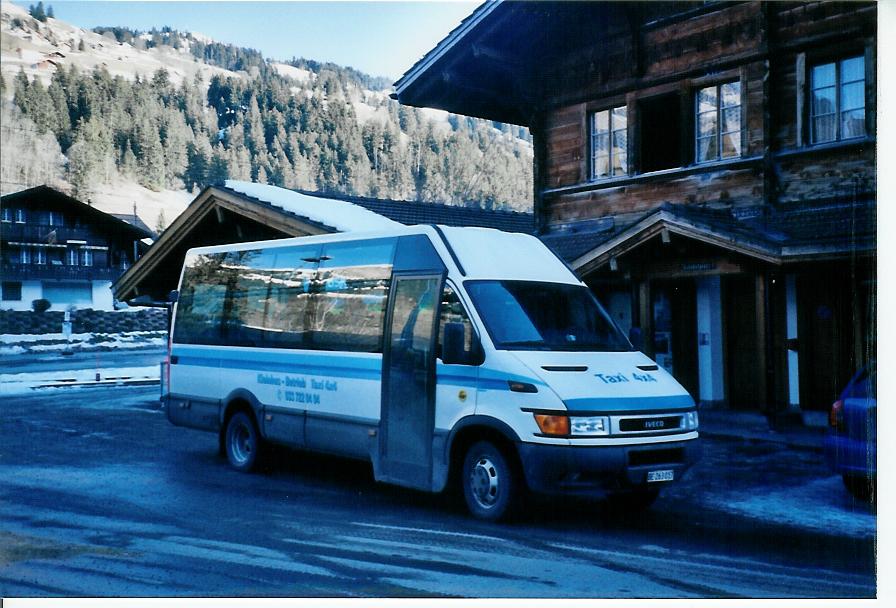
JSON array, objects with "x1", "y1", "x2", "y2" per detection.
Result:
[
  {"x1": 704, "y1": 477, "x2": 876, "y2": 539},
  {"x1": 0, "y1": 365, "x2": 160, "y2": 396}
]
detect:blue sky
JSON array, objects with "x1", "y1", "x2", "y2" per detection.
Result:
[{"x1": 19, "y1": 1, "x2": 479, "y2": 80}]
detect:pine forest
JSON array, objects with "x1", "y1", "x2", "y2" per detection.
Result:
[{"x1": 0, "y1": 17, "x2": 534, "y2": 215}]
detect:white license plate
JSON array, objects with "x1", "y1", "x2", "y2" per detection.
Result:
[{"x1": 647, "y1": 469, "x2": 674, "y2": 483}]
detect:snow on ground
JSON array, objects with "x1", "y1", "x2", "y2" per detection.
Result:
[
  {"x1": 352, "y1": 99, "x2": 391, "y2": 125},
  {"x1": 272, "y1": 63, "x2": 315, "y2": 83},
  {"x1": 224, "y1": 180, "x2": 401, "y2": 232},
  {"x1": 0, "y1": 365, "x2": 160, "y2": 396},
  {"x1": 82, "y1": 177, "x2": 193, "y2": 232},
  {"x1": 0, "y1": 331, "x2": 166, "y2": 355},
  {"x1": 704, "y1": 476, "x2": 876, "y2": 539}
]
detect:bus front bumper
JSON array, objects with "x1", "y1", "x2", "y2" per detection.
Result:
[{"x1": 517, "y1": 437, "x2": 701, "y2": 497}]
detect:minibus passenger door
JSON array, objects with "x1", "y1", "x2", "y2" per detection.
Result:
[{"x1": 379, "y1": 273, "x2": 443, "y2": 490}]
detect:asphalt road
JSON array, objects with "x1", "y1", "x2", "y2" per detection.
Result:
[{"x1": 0, "y1": 385, "x2": 876, "y2": 598}]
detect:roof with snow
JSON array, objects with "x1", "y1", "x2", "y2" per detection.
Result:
[{"x1": 223, "y1": 181, "x2": 402, "y2": 232}]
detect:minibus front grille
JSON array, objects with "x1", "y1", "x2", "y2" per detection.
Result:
[{"x1": 618, "y1": 416, "x2": 682, "y2": 433}]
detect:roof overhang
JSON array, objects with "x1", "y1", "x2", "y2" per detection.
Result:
[{"x1": 571, "y1": 208, "x2": 876, "y2": 277}]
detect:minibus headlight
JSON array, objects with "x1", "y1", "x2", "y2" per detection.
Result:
[
  {"x1": 534, "y1": 414, "x2": 570, "y2": 436},
  {"x1": 569, "y1": 416, "x2": 610, "y2": 436},
  {"x1": 683, "y1": 411, "x2": 699, "y2": 430}
]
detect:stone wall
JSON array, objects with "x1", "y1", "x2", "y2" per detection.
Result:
[{"x1": 0, "y1": 308, "x2": 168, "y2": 335}]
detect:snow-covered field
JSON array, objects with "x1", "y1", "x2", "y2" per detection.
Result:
[{"x1": 0, "y1": 330, "x2": 166, "y2": 355}]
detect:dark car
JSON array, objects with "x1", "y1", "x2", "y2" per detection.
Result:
[{"x1": 824, "y1": 364, "x2": 876, "y2": 502}]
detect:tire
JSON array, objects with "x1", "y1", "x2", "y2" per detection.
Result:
[
  {"x1": 225, "y1": 411, "x2": 263, "y2": 472},
  {"x1": 606, "y1": 487, "x2": 660, "y2": 513},
  {"x1": 842, "y1": 473, "x2": 876, "y2": 503},
  {"x1": 462, "y1": 440, "x2": 520, "y2": 522}
]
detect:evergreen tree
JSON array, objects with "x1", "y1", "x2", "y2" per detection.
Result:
[
  {"x1": 155, "y1": 209, "x2": 167, "y2": 234},
  {"x1": 29, "y1": 2, "x2": 47, "y2": 22},
  {"x1": 47, "y1": 4, "x2": 54, "y2": 19}
]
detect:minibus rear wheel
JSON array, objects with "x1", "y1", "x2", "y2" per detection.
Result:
[
  {"x1": 462, "y1": 440, "x2": 519, "y2": 522},
  {"x1": 225, "y1": 411, "x2": 262, "y2": 472}
]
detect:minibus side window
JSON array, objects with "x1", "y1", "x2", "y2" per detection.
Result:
[
  {"x1": 263, "y1": 245, "x2": 319, "y2": 349},
  {"x1": 221, "y1": 249, "x2": 275, "y2": 347},
  {"x1": 437, "y1": 284, "x2": 479, "y2": 365},
  {"x1": 308, "y1": 239, "x2": 396, "y2": 353},
  {"x1": 173, "y1": 252, "x2": 228, "y2": 345}
]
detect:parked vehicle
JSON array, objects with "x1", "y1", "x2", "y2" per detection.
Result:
[
  {"x1": 824, "y1": 364, "x2": 876, "y2": 502},
  {"x1": 164, "y1": 225, "x2": 701, "y2": 520}
]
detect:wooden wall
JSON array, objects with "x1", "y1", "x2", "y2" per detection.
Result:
[{"x1": 535, "y1": 1, "x2": 876, "y2": 228}]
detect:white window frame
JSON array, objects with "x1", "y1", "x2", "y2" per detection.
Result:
[
  {"x1": 695, "y1": 81, "x2": 742, "y2": 163},
  {"x1": 1, "y1": 207, "x2": 11, "y2": 222},
  {"x1": 20, "y1": 247, "x2": 31, "y2": 264},
  {"x1": 36, "y1": 248, "x2": 47, "y2": 265},
  {"x1": 590, "y1": 106, "x2": 628, "y2": 179},
  {"x1": 810, "y1": 55, "x2": 866, "y2": 144},
  {"x1": 81, "y1": 249, "x2": 93, "y2": 267},
  {"x1": 68, "y1": 248, "x2": 79, "y2": 266},
  {"x1": 14, "y1": 209, "x2": 25, "y2": 223}
]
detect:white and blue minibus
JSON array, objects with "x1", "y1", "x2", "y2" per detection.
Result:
[{"x1": 165, "y1": 225, "x2": 700, "y2": 520}]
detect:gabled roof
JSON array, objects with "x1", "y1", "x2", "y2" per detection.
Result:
[
  {"x1": 112, "y1": 183, "x2": 533, "y2": 303},
  {"x1": 539, "y1": 201, "x2": 876, "y2": 275},
  {"x1": 111, "y1": 213, "x2": 157, "y2": 238},
  {"x1": 1, "y1": 185, "x2": 154, "y2": 240}
]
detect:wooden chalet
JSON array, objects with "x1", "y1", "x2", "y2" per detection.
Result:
[
  {"x1": 394, "y1": 1, "x2": 876, "y2": 416},
  {"x1": 1, "y1": 186, "x2": 153, "y2": 311}
]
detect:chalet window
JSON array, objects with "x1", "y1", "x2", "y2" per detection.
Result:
[
  {"x1": 36, "y1": 248, "x2": 47, "y2": 265},
  {"x1": 1, "y1": 207, "x2": 11, "y2": 222},
  {"x1": 47, "y1": 211, "x2": 64, "y2": 227},
  {"x1": 81, "y1": 249, "x2": 93, "y2": 267},
  {"x1": 696, "y1": 82, "x2": 741, "y2": 163},
  {"x1": 20, "y1": 247, "x2": 31, "y2": 264},
  {"x1": 590, "y1": 107, "x2": 628, "y2": 179},
  {"x1": 68, "y1": 248, "x2": 79, "y2": 266},
  {"x1": 15, "y1": 209, "x2": 26, "y2": 223},
  {"x1": 2, "y1": 282, "x2": 22, "y2": 301},
  {"x1": 810, "y1": 56, "x2": 865, "y2": 144}
]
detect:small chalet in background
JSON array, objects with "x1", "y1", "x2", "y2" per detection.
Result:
[
  {"x1": 394, "y1": 1, "x2": 876, "y2": 417},
  {"x1": 1, "y1": 185, "x2": 154, "y2": 311}
]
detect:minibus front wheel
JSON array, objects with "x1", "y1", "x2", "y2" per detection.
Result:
[
  {"x1": 462, "y1": 440, "x2": 520, "y2": 522},
  {"x1": 225, "y1": 411, "x2": 263, "y2": 473}
]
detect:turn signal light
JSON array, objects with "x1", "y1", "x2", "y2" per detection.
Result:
[{"x1": 534, "y1": 414, "x2": 570, "y2": 436}]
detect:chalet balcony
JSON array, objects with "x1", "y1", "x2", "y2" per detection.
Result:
[
  {"x1": 1, "y1": 262, "x2": 121, "y2": 282},
  {"x1": 0, "y1": 223, "x2": 94, "y2": 244}
]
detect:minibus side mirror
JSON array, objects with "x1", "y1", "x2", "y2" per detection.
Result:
[
  {"x1": 167, "y1": 290, "x2": 179, "y2": 303},
  {"x1": 628, "y1": 326, "x2": 643, "y2": 351},
  {"x1": 442, "y1": 322, "x2": 467, "y2": 365}
]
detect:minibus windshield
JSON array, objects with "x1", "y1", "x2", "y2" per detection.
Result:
[{"x1": 465, "y1": 280, "x2": 632, "y2": 352}]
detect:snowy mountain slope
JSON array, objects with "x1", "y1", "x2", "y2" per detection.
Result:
[{"x1": 0, "y1": 1, "x2": 238, "y2": 87}]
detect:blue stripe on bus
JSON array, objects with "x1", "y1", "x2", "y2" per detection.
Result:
[{"x1": 172, "y1": 346, "x2": 547, "y2": 391}]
